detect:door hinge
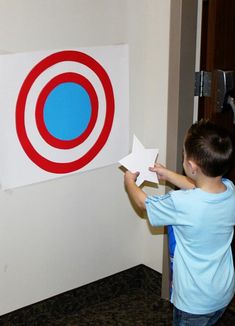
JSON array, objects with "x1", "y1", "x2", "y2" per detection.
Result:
[{"x1": 194, "y1": 71, "x2": 212, "y2": 97}]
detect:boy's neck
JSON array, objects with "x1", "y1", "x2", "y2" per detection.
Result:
[{"x1": 195, "y1": 175, "x2": 226, "y2": 193}]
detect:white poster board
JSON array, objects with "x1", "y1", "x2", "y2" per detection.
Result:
[{"x1": 0, "y1": 45, "x2": 129, "y2": 189}]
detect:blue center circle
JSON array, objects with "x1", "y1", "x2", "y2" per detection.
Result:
[{"x1": 44, "y1": 82, "x2": 91, "y2": 141}]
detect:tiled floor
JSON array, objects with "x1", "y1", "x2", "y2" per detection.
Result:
[{"x1": 0, "y1": 265, "x2": 234, "y2": 325}]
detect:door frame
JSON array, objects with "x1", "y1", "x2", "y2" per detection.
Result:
[{"x1": 162, "y1": 0, "x2": 202, "y2": 299}]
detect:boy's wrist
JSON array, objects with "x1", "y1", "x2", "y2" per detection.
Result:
[
  {"x1": 124, "y1": 175, "x2": 137, "y2": 188},
  {"x1": 164, "y1": 169, "x2": 175, "y2": 183}
]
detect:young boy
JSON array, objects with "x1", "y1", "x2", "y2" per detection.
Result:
[{"x1": 124, "y1": 120, "x2": 235, "y2": 326}]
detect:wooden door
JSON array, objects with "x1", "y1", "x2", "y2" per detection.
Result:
[
  {"x1": 199, "y1": 0, "x2": 235, "y2": 141},
  {"x1": 199, "y1": 0, "x2": 235, "y2": 261}
]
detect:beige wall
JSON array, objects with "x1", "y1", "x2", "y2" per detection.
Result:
[
  {"x1": 167, "y1": 0, "x2": 198, "y2": 174},
  {"x1": 0, "y1": 0, "x2": 171, "y2": 315}
]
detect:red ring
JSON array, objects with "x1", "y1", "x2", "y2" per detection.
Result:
[
  {"x1": 35, "y1": 72, "x2": 98, "y2": 150},
  {"x1": 15, "y1": 50, "x2": 115, "y2": 173}
]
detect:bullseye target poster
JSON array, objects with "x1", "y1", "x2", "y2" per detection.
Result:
[{"x1": 0, "y1": 45, "x2": 129, "y2": 189}]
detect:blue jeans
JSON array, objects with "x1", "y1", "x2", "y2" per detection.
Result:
[{"x1": 173, "y1": 306, "x2": 226, "y2": 326}]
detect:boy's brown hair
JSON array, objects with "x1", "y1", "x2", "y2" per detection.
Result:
[{"x1": 184, "y1": 120, "x2": 234, "y2": 177}]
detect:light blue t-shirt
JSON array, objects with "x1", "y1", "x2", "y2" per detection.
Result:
[{"x1": 145, "y1": 178, "x2": 235, "y2": 314}]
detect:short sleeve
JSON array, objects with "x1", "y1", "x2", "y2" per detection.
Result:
[{"x1": 145, "y1": 192, "x2": 177, "y2": 227}]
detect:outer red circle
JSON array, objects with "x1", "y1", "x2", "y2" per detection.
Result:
[
  {"x1": 35, "y1": 72, "x2": 98, "y2": 150},
  {"x1": 15, "y1": 50, "x2": 115, "y2": 173}
]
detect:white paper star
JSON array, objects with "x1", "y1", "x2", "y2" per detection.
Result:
[{"x1": 119, "y1": 135, "x2": 159, "y2": 186}]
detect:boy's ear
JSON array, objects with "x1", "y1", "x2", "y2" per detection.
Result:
[{"x1": 187, "y1": 160, "x2": 198, "y2": 174}]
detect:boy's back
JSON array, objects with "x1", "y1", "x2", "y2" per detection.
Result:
[
  {"x1": 146, "y1": 178, "x2": 235, "y2": 314},
  {"x1": 124, "y1": 120, "x2": 235, "y2": 325}
]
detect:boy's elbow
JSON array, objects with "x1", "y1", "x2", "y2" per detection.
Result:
[
  {"x1": 136, "y1": 194, "x2": 147, "y2": 212},
  {"x1": 138, "y1": 202, "x2": 146, "y2": 213}
]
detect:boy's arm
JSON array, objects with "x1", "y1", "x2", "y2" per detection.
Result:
[
  {"x1": 124, "y1": 171, "x2": 147, "y2": 211},
  {"x1": 150, "y1": 163, "x2": 195, "y2": 189}
]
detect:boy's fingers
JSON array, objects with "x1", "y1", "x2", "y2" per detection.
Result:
[{"x1": 149, "y1": 166, "x2": 157, "y2": 172}]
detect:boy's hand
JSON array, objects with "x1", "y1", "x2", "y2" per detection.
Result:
[
  {"x1": 149, "y1": 163, "x2": 196, "y2": 189},
  {"x1": 149, "y1": 163, "x2": 169, "y2": 181},
  {"x1": 124, "y1": 170, "x2": 140, "y2": 185}
]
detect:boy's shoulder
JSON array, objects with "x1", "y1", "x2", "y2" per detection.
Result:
[{"x1": 170, "y1": 178, "x2": 235, "y2": 203}]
